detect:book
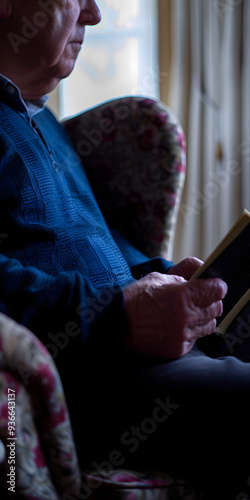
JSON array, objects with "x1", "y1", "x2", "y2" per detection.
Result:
[{"x1": 191, "y1": 209, "x2": 250, "y2": 337}]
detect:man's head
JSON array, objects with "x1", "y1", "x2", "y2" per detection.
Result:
[{"x1": 0, "y1": 0, "x2": 101, "y2": 99}]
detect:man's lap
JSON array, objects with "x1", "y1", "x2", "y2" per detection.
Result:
[
  {"x1": 67, "y1": 335, "x2": 250, "y2": 497},
  {"x1": 136, "y1": 343, "x2": 250, "y2": 392},
  {"x1": 78, "y1": 343, "x2": 250, "y2": 458}
]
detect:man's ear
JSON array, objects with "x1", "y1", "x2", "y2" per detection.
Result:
[{"x1": 0, "y1": 0, "x2": 12, "y2": 19}]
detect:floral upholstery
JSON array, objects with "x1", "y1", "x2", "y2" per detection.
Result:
[
  {"x1": 0, "y1": 313, "x2": 202, "y2": 500},
  {"x1": 0, "y1": 98, "x2": 201, "y2": 499},
  {"x1": 64, "y1": 96, "x2": 186, "y2": 258},
  {"x1": 0, "y1": 313, "x2": 81, "y2": 499}
]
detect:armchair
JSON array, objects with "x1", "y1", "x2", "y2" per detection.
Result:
[
  {"x1": 63, "y1": 96, "x2": 186, "y2": 259},
  {"x1": 0, "y1": 97, "x2": 201, "y2": 500}
]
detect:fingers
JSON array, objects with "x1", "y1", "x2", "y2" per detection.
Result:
[
  {"x1": 186, "y1": 318, "x2": 217, "y2": 339},
  {"x1": 124, "y1": 272, "x2": 228, "y2": 359},
  {"x1": 145, "y1": 272, "x2": 186, "y2": 286},
  {"x1": 183, "y1": 278, "x2": 227, "y2": 340},
  {"x1": 186, "y1": 257, "x2": 204, "y2": 278},
  {"x1": 167, "y1": 257, "x2": 204, "y2": 279},
  {"x1": 189, "y1": 278, "x2": 228, "y2": 307},
  {"x1": 197, "y1": 297, "x2": 223, "y2": 323}
]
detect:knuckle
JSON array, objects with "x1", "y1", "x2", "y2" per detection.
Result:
[
  {"x1": 148, "y1": 272, "x2": 161, "y2": 279},
  {"x1": 217, "y1": 300, "x2": 223, "y2": 317},
  {"x1": 206, "y1": 318, "x2": 217, "y2": 335}
]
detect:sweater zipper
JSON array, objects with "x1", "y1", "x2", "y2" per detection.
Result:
[{"x1": 33, "y1": 123, "x2": 58, "y2": 172}]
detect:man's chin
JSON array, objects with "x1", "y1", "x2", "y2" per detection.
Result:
[
  {"x1": 58, "y1": 59, "x2": 78, "y2": 80},
  {"x1": 33, "y1": 57, "x2": 79, "y2": 96}
]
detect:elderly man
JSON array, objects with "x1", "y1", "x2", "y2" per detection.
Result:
[{"x1": 0, "y1": 1, "x2": 250, "y2": 498}]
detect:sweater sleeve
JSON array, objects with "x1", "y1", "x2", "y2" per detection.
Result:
[
  {"x1": 0, "y1": 251, "x2": 128, "y2": 381},
  {"x1": 0, "y1": 252, "x2": 133, "y2": 455},
  {"x1": 110, "y1": 229, "x2": 174, "y2": 278},
  {"x1": 0, "y1": 103, "x2": 130, "y2": 358}
]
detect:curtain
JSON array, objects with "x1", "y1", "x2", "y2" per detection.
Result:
[{"x1": 167, "y1": 0, "x2": 250, "y2": 263}]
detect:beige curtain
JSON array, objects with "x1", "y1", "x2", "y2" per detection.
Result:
[{"x1": 165, "y1": 0, "x2": 250, "y2": 263}]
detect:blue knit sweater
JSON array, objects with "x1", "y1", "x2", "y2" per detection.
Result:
[{"x1": 0, "y1": 83, "x2": 173, "y2": 381}]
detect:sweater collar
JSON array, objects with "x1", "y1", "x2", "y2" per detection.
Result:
[{"x1": 0, "y1": 74, "x2": 48, "y2": 122}]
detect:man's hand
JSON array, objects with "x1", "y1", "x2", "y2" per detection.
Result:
[
  {"x1": 167, "y1": 257, "x2": 204, "y2": 280},
  {"x1": 123, "y1": 272, "x2": 228, "y2": 359}
]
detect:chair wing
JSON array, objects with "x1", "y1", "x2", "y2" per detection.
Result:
[{"x1": 63, "y1": 96, "x2": 186, "y2": 258}]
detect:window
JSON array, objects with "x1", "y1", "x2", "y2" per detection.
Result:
[{"x1": 53, "y1": 0, "x2": 159, "y2": 119}]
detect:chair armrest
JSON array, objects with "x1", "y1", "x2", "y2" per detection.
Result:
[
  {"x1": 0, "y1": 373, "x2": 61, "y2": 499},
  {"x1": 0, "y1": 313, "x2": 81, "y2": 499},
  {"x1": 0, "y1": 314, "x2": 203, "y2": 499},
  {"x1": 63, "y1": 96, "x2": 186, "y2": 258}
]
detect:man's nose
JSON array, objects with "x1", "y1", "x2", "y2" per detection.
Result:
[{"x1": 78, "y1": 0, "x2": 102, "y2": 26}]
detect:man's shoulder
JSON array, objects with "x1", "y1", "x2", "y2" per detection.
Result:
[
  {"x1": 0, "y1": 96, "x2": 58, "y2": 141},
  {"x1": 35, "y1": 105, "x2": 76, "y2": 149},
  {"x1": 0, "y1": 92, "x2": 27, "y2": 129},
  {"x1": 0, "y1": 93, "x2": 15, "y2": 117},
  {"x1": 0, "y1": 98, "x2": 24, "y2": 149}
]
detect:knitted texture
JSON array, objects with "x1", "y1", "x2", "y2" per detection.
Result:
[{"x1": 0, "y1": 100, "x2": 133, "y2": 289}]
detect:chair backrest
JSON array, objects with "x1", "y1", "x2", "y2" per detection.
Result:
[{"x1": 63, "y1": 96, "x2": 186, "y2": 259}]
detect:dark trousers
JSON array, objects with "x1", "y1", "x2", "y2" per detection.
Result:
[{"x1": 66, "y1": 332, "x2": 250, "y2": 500}]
